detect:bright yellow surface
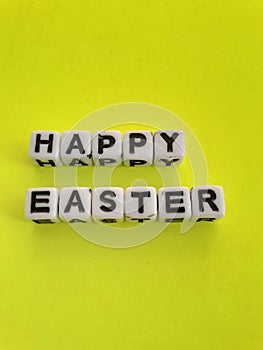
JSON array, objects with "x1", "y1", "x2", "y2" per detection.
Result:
[{"x1": 0, "y1": 1, "x2": 262, "y2": 349}]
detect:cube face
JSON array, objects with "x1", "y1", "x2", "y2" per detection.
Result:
[
  {"x1": 59, "y1": 187, "x2": 92, "y2": 223},
  {"x1": 125, "y1": 186, "x2": 157, "y2": 222},
  {"x1": 123, "y1": 131, "x2": 153, "y2": 166},
  {"x1": 92, "y1": 131, "x2": 122, "y2": 166},
  {"x1": 61, "y1": 131, "x2": 92, "y2": 166},
  {"x1": 29, "y1": 131, "x2": 62, "y2": 167},
  {"x1": 158, "y1": 187, "x2": 191, "y2": 222},
  {"x1": 154, "y1": 130, "x2": 185, "y2": 166},
  {"x1": 25, "y1": 188, "x2": 59, "y2": 223},
  {"x1": 92, "y1": 187, "x2": 124, "y2": 223},
  {"x1": 191, "y1": 185, "x2": 225, "y2": 221}
]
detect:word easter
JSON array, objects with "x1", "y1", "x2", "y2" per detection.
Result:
[
  {"x1": 29, "y1": 130, "x2": 185, "y2": 167},
  {"x1": 25, "y1": 186, "x2": 225, "y2": 224}
]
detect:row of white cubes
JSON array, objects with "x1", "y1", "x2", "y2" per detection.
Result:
[
  {"x1": 30, "y1": 130, "x2": 185, "y2": 167},
  {"x1": 25, "y1": 186, "x2": 225, "y2": 224}
]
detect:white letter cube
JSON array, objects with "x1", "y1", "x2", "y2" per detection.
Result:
[
  {"x1": 154, "y1": 130, "x2": 185, "y2": 166},
  {"x1": 123, "y1": 131, "x2": 153, "y2": 166},
  {"x1": 125, "y1": 186, "x2": 157, "y2": 222},
  {"x1": 59, "y1": 187, "x2": 92, "y2": 223},
  {"x1": 158, "y1": 187, "x2": 191, "y2": 222},
  {"x1": 92, "y1": 187, "x2": 124, "y2": 223},
  {"x1": 25, "y1": 187, "x2": 59, "y2": 223},
  {"x1": 191, "y1": 185, "x2": 225, "y2": 221},
  {"x1": 92, "y1": 130, "x2": 122, "y2": 166},
  {"x1": 29, "y1": 131, "x2": 62, "y2": 167},
  {"x1": 60, "y1": 131, "x2": 92, "y2": 166}
]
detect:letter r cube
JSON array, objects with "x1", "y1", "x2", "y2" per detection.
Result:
[{"x1": 191, "y1": 185, "x2": 225, "y2": 221}]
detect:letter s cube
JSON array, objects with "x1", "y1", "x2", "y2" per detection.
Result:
[{"x1": 92, "y1": 187, "x2": 124, "y2": 223}]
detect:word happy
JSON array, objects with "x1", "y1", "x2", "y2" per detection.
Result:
[{"x1": 29, "y1": 130, "x2": 185, "y2": 166}]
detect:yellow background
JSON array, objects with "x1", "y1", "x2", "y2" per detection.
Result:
[{"x1": 0, "y1": 1, "x2": 262, "y2": 349}]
